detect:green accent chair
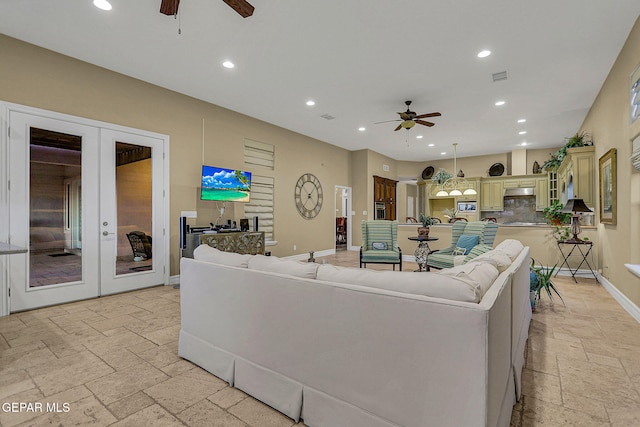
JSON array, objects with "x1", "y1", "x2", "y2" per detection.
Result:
[
  {"x1": 426, "y1": 221, "x2": 498, "y2": 270},
  {"x1": 360, "y1": 220, "x2": 402, "y2": 271}
]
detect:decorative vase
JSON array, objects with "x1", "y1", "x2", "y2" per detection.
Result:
[{"x1": 417, "y1": 227, "x2": 429, "y2": 237}]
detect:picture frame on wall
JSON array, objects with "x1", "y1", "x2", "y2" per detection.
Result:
[
  {"x1": 631, "y1": 63, "x2": 640, "y2": 124},
  {"x1": 599, "y1": 148, "x2": 617, "y2": 225}
]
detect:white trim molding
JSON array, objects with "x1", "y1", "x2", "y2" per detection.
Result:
[{"x1": 598, "y1": 273, "x2": 640, "y2": 324}]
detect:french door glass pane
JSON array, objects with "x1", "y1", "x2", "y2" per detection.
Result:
[
  {"x1": 29, "y1": 128, "x2": 82, "y2": 287},
  {"x1": 115, "y1": 142, "x2": 153, "y2": 276}
]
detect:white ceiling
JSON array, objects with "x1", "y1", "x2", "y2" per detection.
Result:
[{"x1": 1, "y1": 1, "x2": 639, "y2": 161}]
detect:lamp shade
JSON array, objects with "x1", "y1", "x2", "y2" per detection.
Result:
[{"x1": 560, "y1": 198, "x2": 593, "y2": 213}]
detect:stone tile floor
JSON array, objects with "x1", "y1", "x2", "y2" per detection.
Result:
[{"x1": 0, "y1": 250, "x2": 638, "y2": 426}]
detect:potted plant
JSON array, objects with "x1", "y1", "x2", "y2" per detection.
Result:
[
  {"x1": 530, "y1": 259, "x2": 564, "y2": 308},
  {"x1": 443, "y1": 207, "x2": 460, "y2": 223},
  {"x1": 542, "y1": 131, "x2": 593, "y2": 171},
  {"x1": 543, "y1": 200, "x2": 572, "y2": 226},
  {"x1": 431, "y1": 169, "x2": 453, "y2": 185},
  {"x1": 418, "y1": 213, "x2": 438, "y2": 236}
]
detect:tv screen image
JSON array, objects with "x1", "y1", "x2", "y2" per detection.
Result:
[{"x1": 201, "y1": 166, "x2": 252, "y2": 202}]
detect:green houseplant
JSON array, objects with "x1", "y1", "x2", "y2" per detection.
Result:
[
  {"x1": 530, "y1": 259, "x2": 564, "y2": 307},
  {"x1": 542, "y1": 131, "x2": 593, "y2": 171},
  {"x1": 543, "y1": 200, "x2": 572, "y2": 226},
  {"x1": 418, "y1": 213, "x2": 439, "y2": 236}
]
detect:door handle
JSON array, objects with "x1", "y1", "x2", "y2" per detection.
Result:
[{"x1": 102, "y1": 231, "x2": 115, "y2": 236}]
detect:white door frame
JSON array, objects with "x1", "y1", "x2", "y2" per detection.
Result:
[{"x1": 0, "y1": 102, "x2": 170, "y2": 316}]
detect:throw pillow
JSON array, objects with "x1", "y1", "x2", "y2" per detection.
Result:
[
  {"x1": 453, "y1": 247, "x2": 467, "y2": 255},
  {"x1": 372, "y1": 242, "x2": 387, "y2": 250},
  {"x1": 456, "y1": 234, "x2": 480, "y2": 255}
]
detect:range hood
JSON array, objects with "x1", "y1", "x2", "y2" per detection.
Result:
[{"x1": 504, "y1": 187, "x2": 535, "y2": 197}]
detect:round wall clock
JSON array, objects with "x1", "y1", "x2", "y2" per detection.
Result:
[{"x1": 294, "y1": 173, "x2": 323, "y2": 219}]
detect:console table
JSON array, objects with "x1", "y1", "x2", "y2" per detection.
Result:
[
  {"x1": 556, "y1": 240, "x2": 597, "y2": 282},
  {"x1": 187, "y1": 231, "x2": 265, "y2": 257}
]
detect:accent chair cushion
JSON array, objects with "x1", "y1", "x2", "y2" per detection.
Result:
[
  {"x1": 248, "y1": 254, "x2": 319, "y2": 279},
  {"x1": 193, "y1": 244, "x2": 251, "y2": 268},
  {"x1": 456, "y1": 234, "x2": 480, "y2": 255}
]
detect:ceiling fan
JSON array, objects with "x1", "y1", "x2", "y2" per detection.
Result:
[
  {"x1": 375, "y1": 101, "x2": 441, "y2": 131},
  {"x1": 160, "y1": 0, "x2": 254, "y2": 18}
]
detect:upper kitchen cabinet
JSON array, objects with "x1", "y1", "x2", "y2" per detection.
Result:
[
  {"x1": 556, "y1": 146, "x2": 595, "y2": 208},
  {"x1": 373, "y1": 175, "x2": 398, "y2": 221}
]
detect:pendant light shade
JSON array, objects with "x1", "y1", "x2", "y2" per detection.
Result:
[{"x1": 436, "y1": 143, "x2": 477, "y2": 196}]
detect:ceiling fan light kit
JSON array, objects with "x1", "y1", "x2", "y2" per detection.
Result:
[
  {"x1": 377, "y1": 101, "x2": 441, "y2": 132},
  {"x1": 160, "y1": 0, "x2": 254, "y2": 18}
]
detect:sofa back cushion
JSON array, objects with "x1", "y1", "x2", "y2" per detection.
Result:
[
  {"x1": 316, "y1": 264, "x2": 495, "y2": 303},
  {"x1": 467, "y1": 250, "x2": 513, "y2": 273},
  {"x1": 438, "y1": 261, "x2": 500, "y2": 295},
  {"x1": 194, "y1": 244, "x2": 252, "y2": 268},
  {"x1": 494, "y1": 239, "x2": 525, "y2": 261},
  {"x1": 248, "y1": 255, "x2": 319, "y2": 279}
]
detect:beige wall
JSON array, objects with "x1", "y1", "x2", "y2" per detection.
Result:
[
  {"x1": 580, "y1": 16, "x2": 640, "y2": 307},
  {"x1": 0, "y1": 35, "x2": 351, "y2": 275}
]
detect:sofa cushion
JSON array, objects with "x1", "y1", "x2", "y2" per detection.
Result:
[
  {"x1": 468, "y1": 250, "x2": 513, "y2": 273},
  {"x1": 248, "y1": 255, "x2": 319, "y2": 279},
  {"x1": 316, "y1": 264, "x2": 483, "y2": 303},
  {"x1": 438, "y1": 261, "x2": 500, "y2": 296},
  {"x1": 193, "y1": 244, "x2": 251, "y2": 268},
  {"x1": 494, "y1": 239, "x2": 525, "y2": 261},
  {"x1": 456, "y1": 234, "x2": 480, "y2": 255}
]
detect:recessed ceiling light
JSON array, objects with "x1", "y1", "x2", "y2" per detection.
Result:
[
  {"x1": 93, "y1": 0, "x2": 112, "y2": 10},
  {"x1": 441, "y1": 152, "x2": 447, "y2": 155},
  {"x1": 358, "y1": 127, "x2": 366, "y2": 132},
  {"x1": 517, "y1": 118, "x2": 527, "y2": 123},
  {"x1": 519, "y1": 131, "x2": 527, "y2": 135},
  {"x1": 222, "y1": 60, "x2": 235, "y2": 69},
  {"x1": 428, "y1": 143, "x2": 435, "y2": 147},
  {"x1": 306, "y1": 100, "x2": 315, "y2": 106},
  {"x1": 477, "y1": 50, "x2": 491, "y2": 58},
  {"x1": 521, "y1": 142, "x2": 528, "y2": 146},
  {"x1": 416, "y1": 135, "x2": 423, "y2": 139},
  {"x1": 495, "y1": 101, "x2": 506, "y2": 106}
]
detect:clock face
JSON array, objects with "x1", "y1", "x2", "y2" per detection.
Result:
[{"x1": 294, "y1": 173, "x2": 323, "y2": 219}]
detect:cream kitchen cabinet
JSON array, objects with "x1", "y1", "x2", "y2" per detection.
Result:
[
  {"x1": 556, "y1": 146, "x2": 595, "y2": 208},
  {"x1": 480, "y1": 180, "x2": 504, "y2": 211},
  {"x1": 535, "y1": 176, "x2": 549, "y2": 210}
]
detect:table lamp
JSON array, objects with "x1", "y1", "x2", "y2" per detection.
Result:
[{"x1": 560, "y1": 199, "x2": 593, "y2": 243}]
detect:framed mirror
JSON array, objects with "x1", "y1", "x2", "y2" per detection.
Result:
[{"x1": 599, "y1": 148, "x2": 617, "y2": 224}]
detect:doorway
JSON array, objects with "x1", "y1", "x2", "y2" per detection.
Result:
[
  {"x1": 3, "y1": 105, "x2": 169, "y2": 312},
  {"x1": 334, "y1": 186, "x2": 352, "y2": 251}
]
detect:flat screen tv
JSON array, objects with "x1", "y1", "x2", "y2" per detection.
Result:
[{"x1": 200, "y1": 165, "x2": 252, "y2": 202}]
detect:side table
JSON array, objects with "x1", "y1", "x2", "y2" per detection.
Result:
[
  {"x1": 408, "y1": 236, "x2": 439, "y2": 272},
  {"x1": 556, "y1": 240, "x2": 597, "y2": 282}
]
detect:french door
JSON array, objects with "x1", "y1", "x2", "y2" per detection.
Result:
[{"x1": 7, "y1": 109, "x2": 167, "y2": 312}]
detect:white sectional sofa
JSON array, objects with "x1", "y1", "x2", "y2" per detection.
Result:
[{"x1": 178, "y1": 240, "x2": 531, "y2": 427}]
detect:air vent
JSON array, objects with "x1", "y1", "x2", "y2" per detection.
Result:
[
  {"x1": 492, "y1": 71, "x2": 508, "y2": 82},
  {"x1": 320, "y1": 114, "x2": 335, "y2": 120}
]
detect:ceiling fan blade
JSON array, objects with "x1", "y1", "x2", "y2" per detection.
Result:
[
  {"x1": 414, "y1": 112, "x2": 441, "y2": 119},
  {"x1": 160, "y1": 0, "x2": 180, "y2": 15},
  {"x1": 416, "y1": 120, "x2": 435, "y2": 127},
  {"x1": 222, "y1": 0, "x2": 255, "y2": 18},
  {"x1": 374, "y1": 119, "x2": 402, "y2": 124},
  {"x1": 394, "y1": 124, "x2": 403, "y2": 131}
]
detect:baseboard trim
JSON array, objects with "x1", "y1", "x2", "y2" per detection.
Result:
[
  {"x1": 285, "y1": 248, "x2": 336, "y2": 262},
  {"x1": 597, "y1": 273, "x2": 640, "y2": 324},
  {"x1": 169, "y1": 275, "x2": 180, "y2": 286}
]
